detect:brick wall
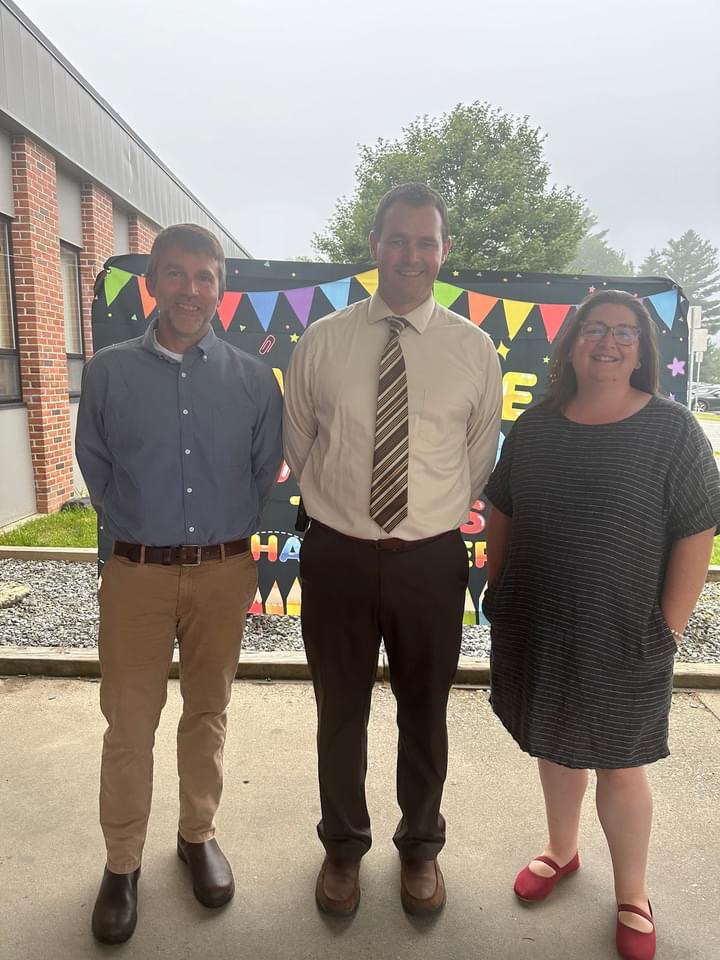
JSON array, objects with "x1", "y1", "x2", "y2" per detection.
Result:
[
  {"x1": 79, "y1": 183, "x2": 114, "y2": 358},
  {"x1": 128, "y1": 213, "x2": 159, "y2": 254},
  {"x1": 11, "y1": 135, "x2": 73, "y2": 513}
]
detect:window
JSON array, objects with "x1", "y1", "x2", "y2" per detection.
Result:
[
  {"x1": 0, "y1": 219, "x2": 20, "y2": 402},
  {"x1": 60, "y1": 243, "x2": 84, "y2": 396}
]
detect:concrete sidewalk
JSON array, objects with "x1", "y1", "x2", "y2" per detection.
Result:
[{"x1": 1, "y1": 677, "x2": 718, "y2": 960}]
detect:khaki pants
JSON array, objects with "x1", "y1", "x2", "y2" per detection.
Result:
[{"x1": 97, "y1": 550, "x2": 257, "y2": 873}]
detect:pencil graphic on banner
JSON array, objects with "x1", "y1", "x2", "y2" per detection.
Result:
[
  {"x1": 463, "y1": 589, "x2": 477, "y2": 625},
  {"x1": 265, "y1": 581, "x2": 285, "y2": 615},
  {"x1": 286, "y1": 578, "x2": 302, "y2": 617},
  {"x1": 249, "y1": 588, "x2": 263, "y2": 615}
]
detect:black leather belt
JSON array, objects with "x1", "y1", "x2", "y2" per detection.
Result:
[
  {"x1": 310, "y1": 520, "x2": 451, "y2": 552},
  {"x1": 113, "y1": 539, "x2": 250, "y2": 565}
]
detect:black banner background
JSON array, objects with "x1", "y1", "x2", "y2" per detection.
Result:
[{"x1": 92, "y1": 257, "x2": 688, "y2": 624}]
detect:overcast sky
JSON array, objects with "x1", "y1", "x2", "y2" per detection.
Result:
[{"x1": 15, "y1": 0, "x2": 720, "y2": 265}]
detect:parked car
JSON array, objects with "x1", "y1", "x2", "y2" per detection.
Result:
[{"x1": 692, "y1": 385, "x2": 720, "y2": 413}]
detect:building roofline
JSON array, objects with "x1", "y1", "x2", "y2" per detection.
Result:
[{"x1": 0, "y1": 0, "x2": 251, "y2": 257}]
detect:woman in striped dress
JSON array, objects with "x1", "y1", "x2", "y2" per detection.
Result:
[{"x1": 483, "y1": 290, "x2": 720, "y2": 960}]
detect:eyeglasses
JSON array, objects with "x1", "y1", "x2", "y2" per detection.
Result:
[{"x1": 579, "y1": 321, "x2": 641, "y2": 346}]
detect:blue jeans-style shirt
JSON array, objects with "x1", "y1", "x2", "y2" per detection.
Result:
[{"x1": 76, "y1": 323, "x2": 283, "y2": 546}]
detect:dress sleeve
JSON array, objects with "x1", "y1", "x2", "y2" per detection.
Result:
[
  {"x1": 483, "y1": 421, "x2": 516, "y2": 517},
  {"x1": 666, "y1": 410, "x2": 720, "y2": 540}
]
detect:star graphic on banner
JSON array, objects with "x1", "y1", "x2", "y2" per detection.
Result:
[
  {"x1": 588, "y1": 285, "x2": 596, "y2": 293},
  {"x1": 543, "y1": 356, "x2": 550, "y2": 364},
  {"x1": 497, "y1": 342, "x2": 510, "y2": 360},
  {"x1": 289, "y1": 333, "x2": 300, "y2": 343},
  {"x1": 667, "y1": 357, "x2": 685, "y2": 377},
  {"x1": 452, "y1": 270, "x2": 460, "y2": 277}
]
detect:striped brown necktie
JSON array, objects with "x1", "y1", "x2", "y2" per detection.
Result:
[{"x1": 370, "y1": 316, "x2": 408, "y2": 533}]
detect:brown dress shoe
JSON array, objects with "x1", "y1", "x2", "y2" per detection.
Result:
[
  {"x1": 91, "y1": 866, "x2": 140, "y2": 944},
  {"x1": 315, "y1": 857, "x2": 361, "y2": 917},
  {"x1": 177, "y1": 833, "x2": 234, "y2": 908},
  {"x1": 400, "y1": 858, "x2": 446, "y2": 915}
]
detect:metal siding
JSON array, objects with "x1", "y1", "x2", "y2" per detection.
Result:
[
  {"x1": 0, "y1": 405, "x2": 37, "y2": 525},
  {"x1": 0, "y1": 126, "x2": 13, "y2": 215},
  {"x1": 0, "y1": 2, "x2": 249, "y2": 258}
]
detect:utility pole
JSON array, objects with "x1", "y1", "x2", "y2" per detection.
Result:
[{"x1": 687, "y1": 306, "x2": 703, "y2": 408}]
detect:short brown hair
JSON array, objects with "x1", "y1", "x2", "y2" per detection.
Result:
[
  {"x1": 543, "y1": 289, "x2": 661, "y2": 411},
  {"x1": 146, "y1": 223, "x2": 226, "y2": 298},
  {"x1": 372, "y1": 183, "x2": 450, "y2": 241}
]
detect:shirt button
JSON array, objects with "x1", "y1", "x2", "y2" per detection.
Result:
[
  {"x1": 182, "y1": 409, "x2": 189, "y2": 415},
  {"x1": 181, "y1": 372, "x2": 187, "y2": 378},
  {"x1": 186, "y1": 487, "x2": 193, "y2": 493},
  {"x1": 203, "y1": 356, "x2": 208, "y2": 361},
  {"x1": 185, "y1": 449, "x2": 191, "y2": 455},
  {"x1": 188, "y1": 526, "x2": 195, "y2": 533}
]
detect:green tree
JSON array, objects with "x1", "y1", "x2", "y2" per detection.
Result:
[
  {"x1": 313, "y1": 102, "x2": 586, "y2": 272},
  {"x1": 568, "y1": 210, "x2": 633, "y2": 276},
  {"x1": 639, "y1": 230, "x2": 720, "y2": 334}
]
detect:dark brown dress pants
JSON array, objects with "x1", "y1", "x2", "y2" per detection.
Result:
[{"x1": 299, "y1": 521, "x2": 468, "y2": 862}]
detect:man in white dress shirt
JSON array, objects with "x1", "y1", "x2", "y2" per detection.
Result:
[{"x1": 283, "y1": 183, "x2": 502, "y2": 916}]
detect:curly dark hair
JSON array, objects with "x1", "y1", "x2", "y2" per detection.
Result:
[{"x1": 542, "y1": 289, "x2": 661, "y2": 411}]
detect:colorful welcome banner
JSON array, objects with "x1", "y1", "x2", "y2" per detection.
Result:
[{"x1": 95, "y1": 258, "x2": 688, "y2": 622}]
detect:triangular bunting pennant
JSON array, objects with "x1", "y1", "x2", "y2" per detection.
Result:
[
  {"x1": 247, "y1": 291, "x2": 280, "y2": 331},
  {"x1": 467, "y1": 292, "x2": 498, "y2": 327},
  {"x1": 137, "y1": 276, "x2": 156, "y2": 319},
  {"x1": 433, "y1": 281, "x2": 464, "y2": 309},
  {"x1": 354, "y1": 269, "x2": 379, "y2": 296},
  {"x1": 284, "y1": 286, "x2": 315, "y2": 328},
  {"x1": 538, "y1": 303, "x2": 572, "y2": 343},
  {"x1": 502, "y1": 300, "x2": 535, "y2": 341},
  {"x1": 647, "y1": 290, "x2": 679, "y2": 330},
  {"x1": 319, "y1": 278, "x2": 351, "y2": 311},
  {"x1": 104, "y1": 267, "x2": 134, "y2": 306},
  {"x1": 216, "y1": 292, "x2": 243, "y2": 332}
]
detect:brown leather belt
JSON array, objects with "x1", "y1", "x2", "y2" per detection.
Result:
[
  {"x1": 113, "y1": 539, "x2": 250, "y2": 565},
  {"x1": 310, "y1": 520, "x2": 451, "y2": 552}
]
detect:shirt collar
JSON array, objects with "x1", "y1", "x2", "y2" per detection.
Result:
[
  {"x1": 141, "y1": 319, "x2": 219, "y2": 359},
  {"x1": 367, "y1": 292, "x2": 435, "y2": 334}
]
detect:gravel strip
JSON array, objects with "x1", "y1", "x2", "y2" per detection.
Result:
[{"x1": 0, "y1": 559, "x2": 718, "y2": 663}]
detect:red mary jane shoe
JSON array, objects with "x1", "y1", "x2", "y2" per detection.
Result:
[
  {"x1": 513, "y1": 852, "x2": 580, "y2": 902},
  {"x1": 616, "y1": 902, "x2": 656, "y2": 960}
]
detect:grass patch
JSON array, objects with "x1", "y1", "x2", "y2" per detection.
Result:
[
  {"x1": 695, "y1": 412, "x2": 720, "y2": 422},
  {"x1": 0, "y1": 507, "x2": 98, "y2": 547},
  {"x1": 713, "y1": 536, "x2": 720, "y2": 566}
]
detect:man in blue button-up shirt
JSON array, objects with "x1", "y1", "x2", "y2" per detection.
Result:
[{"x1": 76, "y1": 224, "x2": 283, "y2": 944}]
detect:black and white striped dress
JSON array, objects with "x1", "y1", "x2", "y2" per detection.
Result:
[{"x1": 483, "y1": 396, "x2": 720, "y2": 769}]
